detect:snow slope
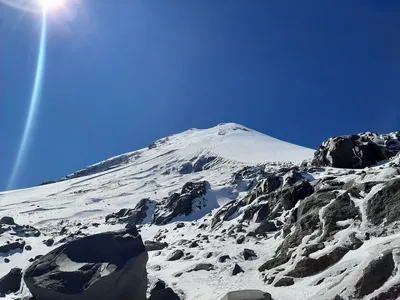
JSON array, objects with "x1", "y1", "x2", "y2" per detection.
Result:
[{"x1": 1, "y1": 123, "x2": 399, "y2": 300}]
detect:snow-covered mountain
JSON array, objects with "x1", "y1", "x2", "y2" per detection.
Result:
[{"x1": 1, "y1": 123, "x2": 400, "y2": 300}]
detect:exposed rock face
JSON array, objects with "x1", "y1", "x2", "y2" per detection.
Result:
[
  {"x1": 105, "y1": 199, "x2": 155, "y2": 226},
  {"x1": 220, "y1": 290, "x2": 273, "y2": 300},
  {"x1": 274, "y1": 277, "x2": 294, "y2": 287},
  {"x1": 366, "y1": 178, "x2": 400, "y2": 226},
  {"x1": 312, "y1": 133, "x2": 400, "y2": 168},
  {"x1": 154, "y1": 181, "x2": 209, "y2": 225},
  {"x1": 24, "y1": 227, "x2": 148, "y2": 300},
  {"x1": 280, "y1": 180, "x2": 314, "y2": 210},
  {"x1": 354, "y1": 251, "x2": 395, "y2": 298},
  {"x1": 0, "y1": 268, "x2": 22, "y2": 295},
  {"x1": 286, "y1": 247, "x2": 349, "y2": 278}
]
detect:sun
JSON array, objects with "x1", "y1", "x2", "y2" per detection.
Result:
[{"x1": 37, "y1": 0, "x2": 65, "y2": 12}]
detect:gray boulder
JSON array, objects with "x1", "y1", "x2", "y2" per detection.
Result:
[
  {"x1": 355, "y1": 250, "x2": 394, "y2": 298},
  {"x1": 24, "y1": 226, "x2": 148, "y2": 300},
  {"x1": 145, "y1": 240, "x2": 168, "y2": 252},
  {"x1": 167, "y1": 250, "x2": 184, "y2": 261},
  {"x1": 220, "y1": 290, "x2": 273, "y2": 300},
  {"x1": 0, "y1": 268, "x2": 22, "y2": 295}
]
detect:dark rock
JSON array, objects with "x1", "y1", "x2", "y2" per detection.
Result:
[
  {"x1": 241, "y1": 249, "x2": 257, "y2": 261},
  {"x1": 346, "y1": 232, "x2": 363, "y2": 250},
  {"x1": 274, "y1": 277, "x2": 294, "y2": 287},
  {"x1": 254, "y1": 203, "x2": 271, "y2": 223},
  {"x1": 188, "y1": 263, "x2": 215, "y2": 272},
  {"x1": 25, "y1": 245, "x2": 32, "y2": 251},
  {"x1": 149, "y1": 287, "x2": 181, "y2": 300},
  {"x1": 219, "y1": 255, "x2": 231, "y2": 263},
  {"x1": 193, "y1": 156, "x2": 216, "y2": 172},
  {"x1": 258, "y1": 249, "x2": 293, "y2": 272},
  {"x1": 150, "y1": 279, "x2": 166, "y2": 292},
  {"x1": 178, "y1": 162, "x2": 193, "y2": 175},
  {"x1": 367, "y1": 178, "x2": 400, "y2": 226},
  {"x1": 303, "y1": 243, "x2": 325, "y2": 256},
  {"x1": 219, "y1": 290, "x2": 273, "y2": 300},
  {"x1": 105, "y1": 199, "x2": 155, "y2": 227},
  {"x1": 355, "y1": 251, "x2": 394, "y2": 298},
  {"x1": 370, "y1": 283, "x2": 400, "y2": 300},
  {"x1": 92, "y1": 223, "x2": 100, "y2": 227},
  {"x1": 176, "y1": 223, "x2": 185, "y2": 229},
  {"x1": 167, "y1": 250, "x2": 184, "y2": 261},
  {"x1": 189, "y1": 241, "x2": 199, "y2": 248},
  {"x1": 4, "y1": 258, "x2": 10, "y2": 263},
  {"x1": 0, "y1": 216, "x2": 16, "y2": 225},
  {"x1": 43, "y1": 238, "x2": 54, "y2": 247},
  {"x1": 154, "y1": 181, "x2": 209, "y2": 225},
  {"x1": 232, "y1": 263, "x2": 244, "y2": 276},
  {"x1": 287, "y1": 247, "x2": 349, "y2": 277},
  {"x1": 236, "y1": 235, "x2": 245, "y2": 244},
  {"x1": 173, "y1": 272, "x2": 183, "y2": 278},
  {"x1": 254, "y1": 221, "x2": 278, "y2": 235},
  {"x1": 312, "y1": 133, "x2": 400, "y2": 169},
  {"x1": 28, "y1": 255, "x2": 43, "y2": 263},
  {"x1": 59, "y1": 226, "x2": 68, "y2": 235},
  {"x1": 0, "y1": 268, "x2": 22, "y2": 295},
  {"x1": 205, "y1": 252, "x2": 213, "y2": 258},
  {"x1": 24, "y1": 226, "x2": 148, "y2": 300},
  {"x1": 0, "y1": 241, "x2": 25, "y2": 253},
  {"x1": 280, "y1": 181, "x2": 314, "y2": 210},
  {"x1": 145, "y1": 241, "x2": 168, "y2": 252}
]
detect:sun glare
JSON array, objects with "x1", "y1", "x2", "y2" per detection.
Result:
[{"x1": 37, "y1": 0, "x2": 65, "y2": 12}]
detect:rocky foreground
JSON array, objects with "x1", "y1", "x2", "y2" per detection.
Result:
[{"x1": 0, "y1": 124, "x2": 400, "y2": 300}]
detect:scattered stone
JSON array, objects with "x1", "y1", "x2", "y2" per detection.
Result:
[
  {"x1": 145, "y1": 241, "x2": 168, "y2": 252},
  {"x1": 173, "y1": 272, "x2": 183, "y2": 278},
  {"x1": 92, "y1": 223, "x2": 100, "y2": 227},
  {"x1": 176, "y1": 223, "x2": 185, "y2": 229},
  {"x1": 219, "y1": 255, "x2": 231, "y2": 263},
  {"x1": 274, "y1": 277, "x2": 294, "y2": 287},
  {"x1": 4, "y1": 258, "x2": 10, "y2": 263},
  {"x1": 167, "y1": 250, "x2": 184, "y2": 261},
  {"x1": 43, "y1": 238, "x2": 54, "y2": 247},
  {"x1": 188, "y1": 263, "x2": 215, "y2": 272},
  {"x1": 236, "y1": 235, "x2": 245, "y2": 244},
  {"x1": 232, "y1": 263, "x2": 244, "y2": 276},
  {"x1": 189, "y1": 241, "x2": 199, "y2": 248},
  {"x1": 59, "y1": 226, "x2": 68, "y2": 235},
  {"x1": 205, "y1": 252, "x2": 213, "y2": 258},
  {"x1": 25, "y1": 245, "x2": 32, "y2": 251},
  {"x1": 355, "y1": 250, "x2": 394, "y2": 298},
  {"x1": 241, "y1": 248, "x2": 257, "y2": 261},
  {"x1": 219, "y1": 290, "x2": 273, "y2": 300},
  {"x1": 0, "y1": 268, "x2": 22, "y2": 295}
]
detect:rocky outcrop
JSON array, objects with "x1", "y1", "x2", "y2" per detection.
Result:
[
  {"x1": 105, "y1": 199, "x2": 155, "y2": 226},
  {"x1": 274, "y1": 277, "x2": 294, "y2": 287},
  {"x1": 0, "y1": 268, "x2": 22, "y2": 295},
  {"x1": 312, "y1": 132, "x2": 400, "y2": 168},
  {"x1": 149, "y1": 279, "x2": 181, "y2": 300},
  {"x1": 24, "y1": 226, "x2": 148, "y2": 300},
  {"x1": 354, "y1": 251, "x2": 394, "y2": 298},
  {"x1": 154, "y1": 181, "x2": 209, "y2": 225},
  {"x1": 220, "y1": 290, "x2": 273, "y2": 300},
  {"x1": 366, "y1": 178, "x2": 400, "y2": 226}
]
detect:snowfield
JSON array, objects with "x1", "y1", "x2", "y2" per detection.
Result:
[{"x1": 1, "y1": 123, "x2": 400, "y2": 300}]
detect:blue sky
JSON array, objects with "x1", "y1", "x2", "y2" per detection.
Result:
[{"x1": 1, "y1": 0, "x2": 400, "y2": 190}]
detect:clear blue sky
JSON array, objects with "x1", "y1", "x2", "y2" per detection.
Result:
[{"x1": 1, "y1": 0, "x2": 400, "y2": 190}]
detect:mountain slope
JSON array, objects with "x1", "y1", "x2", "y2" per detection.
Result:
[{"x1": 1, "y1": 124, "x2": 400, "y2": 300}]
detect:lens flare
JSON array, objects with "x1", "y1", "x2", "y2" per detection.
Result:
[{"x1": 7, "y1": 12, "x2": 47, "y2": 190}]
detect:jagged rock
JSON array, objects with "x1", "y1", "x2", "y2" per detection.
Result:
[
  {"x1": 205, "y1": 252, "x2": 213, "y2": 258},
  {"x1": 253, "y1": 221, "x2": 278, "y2": 235},
  {"x1": 105, "y1": 199, "x2": 155, "y2": 226},
  {"x1": 232, "y1": 263, "x2": 244, "y2": 276},
  {"x1": 322, "y1": 192, "x2": 360, "y2": 238},
  {"x1": 354, "y1": 251, "x2": 394, "y2": 298},
  {"x1": 189, "y1": 241, "x2": 199, "y2": 248},
  {"x1": 274, "y1": 277, "x2": 294, "y2": 287},
  {"x1": 367, "y1": 178, "x2": 400, "y2": 226},
  {"x1": 188, "y1": 263, "x2": 215, "y2": 272},
  {"x1": 59, "y1": 226, "x2": 68, "y2": 235},
  {"x1": 219, "y1": 255, "x2": 230, "y2": 263},
  {"x1": 154, "y1": 181, "x2": 209, "y2": 225},
  {"x1": 167, "y1": 250, "x2": 184, "y2": 261},
  {"x1": 24, "y1": 226, "x2": 148, "y2": 300},
  {"x1": 145, "y1": 241, "x2": 168, "y2": 251},
  {"x1": 241, "y1": 249, "x2": 257, "y2": 260},
  {"x1": 312, "y1": 133, "x2": 400, "y2": 168},
  {"x1": 286, "y1": 247, "x2": 349, "y2": 277},
  {"x1": 193, "y1": 156, "x2": 216, "y2": 172},
  {"x1": 280, "y1": 180, "x2": 314, "y2": 210},
  {"x1": 303, "y1": 243, "x2": 325, "y2": 256},
  {"x1": 0, "y1": 268, "x2": 22, "y2": 295},
  {"x1": 346, "y1": 232, "x2": 363, "y2": 250},
  {"x1": 0, "y1": 241, "x2": 25, "y2": 253},
  {"x1": 178, "y1": 162, "x2": 193, "y2": 174},
  {"x1": 259, "y1": 249, "x2": 294, "y2": 272},
  {"x1": 370, "y1": 283, "x2": 400, "y2": 300},
  {"x1": 0, "y1": 216, "x2": 16, "y2": 225},
  {"x1": 220, "y1": 290, "x2": 273, "y2": 300}
]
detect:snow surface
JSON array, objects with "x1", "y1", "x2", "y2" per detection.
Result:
[{"x1": 1, "y1": 123, "x2": 399, "y2": 300}]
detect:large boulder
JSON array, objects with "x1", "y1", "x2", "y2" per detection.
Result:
[
  {"x1": 366, "y1": 178, "x2": 400, "y2": 226},
  {"x1": 153, "y1": 181, "x2": 209, "y2": 225},
  {"x1": 312, "y1": 133, "x2": 400, "y2": 169},
  {"x1": 280, "y1": 180, "x2": 314, "y2": 210},
  {"x1": 0, "y1": 268, "x2": 22, "y2": 295},
  {"x1": 220, "y1": 290, "x2": 273, "y2": 300},
  {"x1": 354, "y1": 251, "x2": 395, "y2": 298},
  {"x1": 24, "y1": 227, "x2": 148, "y2": 300}
]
